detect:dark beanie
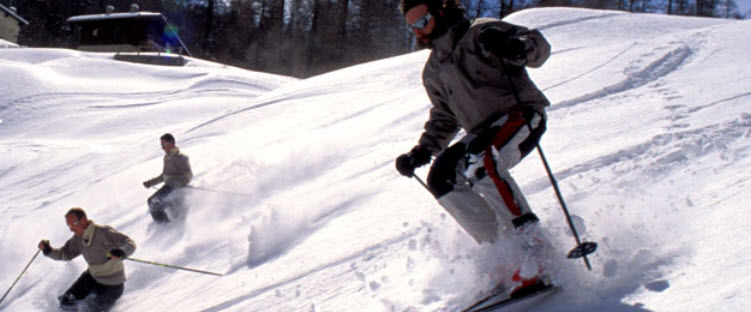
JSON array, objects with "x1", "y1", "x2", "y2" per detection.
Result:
[{"x1": 399, "y1": 0, "x2": 444, "y2": 15}]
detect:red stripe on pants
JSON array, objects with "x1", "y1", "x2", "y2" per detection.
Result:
[{"x1": 483, "y1": 111, "x2": 526, "y2": 217}]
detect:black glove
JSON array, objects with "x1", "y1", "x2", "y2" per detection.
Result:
[
  {"x1": 396, "y1": 145, "x2": 432, "y2": 177},
  {"x1": 38, "y1": 239, "x2": 51, "y2": 255},
  {"x1": 427, "y1": 142, "x2": 467, "y2": 198},
  {"x1": 501, "y1": 37, "x2": 526, "y2": 61},
  {"x1": 143, "y1": 180, "x2": 151, "y2": 188},
  {"x1": 108, "y1": 249, "x2": 127, "y2": 259},
  {"x1": 478, "y1": 27, "x2": 526, "y2": 62}
]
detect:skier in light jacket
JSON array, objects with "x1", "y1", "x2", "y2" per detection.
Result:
[
  {"x1": 395, "y1": 0, "x2": 552, "y2": 296},
  {"x1": 143, "y1": 133, "x2": 193, "y2": 222},
  {"x1": 38, "y1": 207, "x2": 136, "y2": 311}
]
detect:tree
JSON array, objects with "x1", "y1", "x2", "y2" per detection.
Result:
[{"x1": 697, "y1": 0, "x2": 717, "y2": 16}]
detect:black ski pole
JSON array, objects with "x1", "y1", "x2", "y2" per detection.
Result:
[
  {"x1": 533, "y1": 142, "x2": 597, "y2": 270},
  {"x1": 497, "y1": 58, "x2": 597, "y2": 270},
  {"x1": 120, "y1": 255, "x2": 224, "y2": 277},
  {"x1": 0, "y1": 249, "x2": 41, "y2": 305},
  {"x1": 413, "y1": 175, "x2": 431, "y2": 192}
]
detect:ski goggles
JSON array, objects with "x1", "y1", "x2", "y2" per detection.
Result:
[{"x1": 407, "y1": 12, "x2": 432, "y2": 30}]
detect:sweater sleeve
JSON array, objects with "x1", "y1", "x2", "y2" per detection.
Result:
[
  {"x1": 46, "y1": 238, "x2": 82, "y2": 261},
  {"x1": 105, "y1": 227, "x2": 136, "y2": 257},
  {"x1": 179, "y1": 155, "x2": 193, "y2": 184}
]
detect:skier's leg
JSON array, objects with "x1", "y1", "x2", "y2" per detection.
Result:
[
  {"x1": 148, "y1": 185, "x2": 173, "y2": 223},
  {"x1": 428, "y1": 142, "x2": 499, "y2": 244},
  {"x1": 468, "y1": 110, "x2": 552, "y2": 294},
  {"x1": 59, "y1": 271, "x2": 97, "y2": 310},
  {"x1": 426, "y1": 110, "x2": 545, "y2": 244},
  {"x1": 470, "y1": 109, "x2": 545, "y2": 228},
  {"x1": 168, "y1": 187, "x2": 188, "y2": 221},
  {"x1": 435, "y1": 175, "x2": 500, "y2": 244},
  {"x1": 90, "y1": 283, "x2": 123, "y2": 312},
  {"x1": 473, "y1": 170, "x2": 535, "y2": 228}
]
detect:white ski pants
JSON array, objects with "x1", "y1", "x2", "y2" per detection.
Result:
[{"x1": 431, "y1": 110, "x2": 544, "y2": 243}]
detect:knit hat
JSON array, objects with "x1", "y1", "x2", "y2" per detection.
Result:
[{"x1": 399, "y1": 0, "x2": 444, "y2": 15}]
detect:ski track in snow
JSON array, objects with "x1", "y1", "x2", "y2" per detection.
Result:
[
  {"x1": 535, "y1": 12, "x2": 625, "y2": 32},
  {"x1": 526, "y1": 116, "x2": 751, "y2": 195},
  {"x1": 3, "y1": 76, "x2": 271, "y2": 108},
  {"x1": 185, "y1": 81, "x2": 374, "y2": 133},
  {"x1": 550, "y1": 42, "x2": 695, "y2": 112},
  {"x1": 543, "y1": 42, "x2": 638, "y2": 92}
]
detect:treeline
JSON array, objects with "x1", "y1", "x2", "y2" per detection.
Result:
[{"x1": 11, "y1": 0, "x2": 745, "y2": 78}]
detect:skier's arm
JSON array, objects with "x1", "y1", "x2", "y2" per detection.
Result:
[
  {"x1": 143, "y1": 175, "x2": 164, "y2": 188},
  {"x1": 104, "y1": 227, "x2": 136, "y2": 258},
  {"x1": 418, "y1": 86, "x2": 461, "y2": 155},
  {"x1": 519, "y1": 27, "x2": 551, "y2": 68},
  {"x1": 45, "y1": 238, "x2": 82, "y2": 261},
  {"x1": 182, "y1": 156, "x2": 193, "y2": 183},
  {"x1": 174, "y1": 154, "x2": 193, "y2": 185},
  {"x1": 477, "y1": 22, "x2": 551, "y2": 68}
]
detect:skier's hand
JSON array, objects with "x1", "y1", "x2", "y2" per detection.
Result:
[
  {"x1": 396, "y1": 145, "x2": 432, "y2": 177},
  {"x1": 38, "y1": 239, "x2": 51, "y2": 255},
  {"x1": 478, "y1": 27, "x2": 527, "y2": 63},
  {"x1": 500, "y1": 37, "x2": 527, "y2": 62},
  {"x1": 108, "y1": 249, "x2": 127, "y2": 260},
  {"x1": 427, "y1": 142, "x2": 467, "y2": 198},
  {"x1": 142, "y1": 181, "x2": 151, "y2": 188}
]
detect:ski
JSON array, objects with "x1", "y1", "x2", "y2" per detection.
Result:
[
  {"x1": 461, "y1": 286, "x2": 507, "y2": 312},
  {"x1": 461, "y1": 282, "x2": 557, "y2": 312}
]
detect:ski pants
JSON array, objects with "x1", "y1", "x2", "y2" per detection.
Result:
[
  {"x1": 59, "y1": 271, "x2": 123, "y2": 312},
  {"x1": 427, "y1": 108, "x2": 546, "y2": 244},
  {"x1": 148, "y1": 185, "x2": 176, "y2": 222}
]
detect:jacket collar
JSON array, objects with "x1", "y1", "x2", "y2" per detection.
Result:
[
  {"x1": 165, "y1": 146, "x2": 180, "y2": 160},
  {"x1": 82, "y1": 221, "x2": 96, "y2": 247}
]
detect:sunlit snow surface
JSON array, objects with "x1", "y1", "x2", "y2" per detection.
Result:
[{"x1": 2, "y1": 8, "x2": 750, "y2": 312}]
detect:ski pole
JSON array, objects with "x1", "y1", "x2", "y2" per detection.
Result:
[
  {"x1": 186, "y1": 186, "x2": 253, "y2": 198},
  {"x1": 413, "y1": 175, "x2": 431, "y2": 193},
  {"x1": 497, "y1": 58, "x2": 597, "y2": 270},
  {"x1": 0, "y1": 249, "x2": 41, "y2": 305},
  {"x1": 122, "y1": 256, "x2": 223, "y2": 277},
  {"x1": 533, "y1": 142, "x2": 597, "y2": 270}
]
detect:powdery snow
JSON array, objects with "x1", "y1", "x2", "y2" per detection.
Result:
[{"x1": 1, "y1": 8, "x2": 750, "y2": 312}]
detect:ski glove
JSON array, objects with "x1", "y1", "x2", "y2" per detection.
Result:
[
  {"x1": 38, "y1": 239, "x2": 51, "y2": 255},
  {"x1": 427, "y1": 142, "x2": 468, "y2": 198},
  {"x1": 396, "y1": 145, "x2": 432, "y2": 177},
  {"x1": 478, "y1": 27, "x2": 527, "y2": 64},
  {"x1": 143, "y1": 180, "x2": 151, "y2": 188},
  {"x1": 108, "y1": 249, "x2": 127, "y2": 259}
]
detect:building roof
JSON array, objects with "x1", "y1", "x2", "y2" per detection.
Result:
[
  {"x1": 66, "y1": 12, "x2": 163, "y2": 23},
  {"x1": 0, "y1": 4, "x2": 29, "y2": 25}
]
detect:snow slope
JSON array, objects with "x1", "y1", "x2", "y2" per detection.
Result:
[{"x1": 2, "y1": 7, "x2": 751, "y2": 312}]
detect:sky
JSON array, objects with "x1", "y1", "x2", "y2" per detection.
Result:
[{"x1": 1, "y1": 7, "x2": 751, "y2": 312}]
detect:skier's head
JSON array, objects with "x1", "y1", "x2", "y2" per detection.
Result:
[
  {"x1": 399, "y1": 0, "x2": 466, "y2": 48},
  {"x1": 160, "y1": 133, "x2": 176, "y2": 153},
  {"x1": 399, "y1": 0, "x2": 444, "y2": 17},
  {"x1": 65, "y1": 207, "x2": 89, "y2": 237}
]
